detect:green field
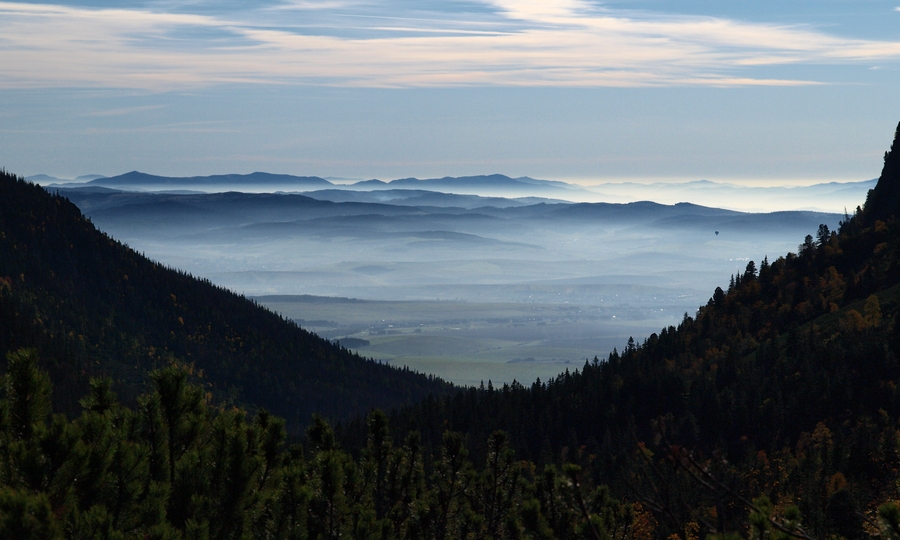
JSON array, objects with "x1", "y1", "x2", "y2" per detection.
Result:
[{"x1": 256, "y1": 296, "x2": 677, "y2": 385}]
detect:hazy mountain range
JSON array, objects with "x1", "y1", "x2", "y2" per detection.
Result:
[
  {"x1": 48, "y1": 181, "x2": 848, "y2": 384},
  {"x1": 32, "y1": 170, "x2": 865, "y2": 384},
  {"x1": 38, "y1": 171, "x2": 565, "y2": 196},
  {"x1": 32, "y1": 171, "x2": 874, "y2": 213}
]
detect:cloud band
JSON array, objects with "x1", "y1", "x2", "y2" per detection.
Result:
[{"x1": 1, "y1": 0, "x2": 899, "y2": 89}]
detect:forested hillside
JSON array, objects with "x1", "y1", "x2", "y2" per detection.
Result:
[
  {"x1": 0, "y1": 170, "x2": 450, "y2": 426},
  {"x1": 367, "y1": 121, "x2": 900, "y2": 536}
]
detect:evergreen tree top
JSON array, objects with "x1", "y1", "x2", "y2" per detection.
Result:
[{"x1": 862, "y1": 120, "x2": 900, "y2": 226}]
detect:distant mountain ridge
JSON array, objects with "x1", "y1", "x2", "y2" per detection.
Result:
[
  {"x1": 35, "y1": 171, "x2": 579, "y2": 197},
  {"x1": 370, "y1": 174, "x2": 574, "y2": 191},
  {"x1": 58, "y1": 188, "x2": 840, "y2": 237},
  {"x1": 29, "y1": 171, "x2": 875, "y2": 213},
  {"x1": 83, "y1": 171, "x2": 568, "y2": 194},
  {"x1": 90, "y1": 170, "x2": 334, "y2": 188},
  {"x1": 300, "y1": 188, "x2": 563, "y2": 208}
]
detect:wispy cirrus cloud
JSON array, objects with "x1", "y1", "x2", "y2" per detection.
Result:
[
  {"x1": 1, "y1": 0, "x2": 900, "y2": 90},
  {"x1": 80, "y1": 104, "x2": 169, "y2": 117}
]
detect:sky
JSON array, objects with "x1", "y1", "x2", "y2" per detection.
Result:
[{"x1": 2, "y1": 0, "x2": 900, "y2": 184}]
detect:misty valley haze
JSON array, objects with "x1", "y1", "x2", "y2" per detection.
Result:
[
  {"x1": 38, "y1": 173, "x2": 855, "y2": 384},
  {"x1": 38, "y1": 170, "x2": 874, "y2": 212}
]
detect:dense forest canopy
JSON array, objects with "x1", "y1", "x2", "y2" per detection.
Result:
[
  {"x1": 862, "y1": 121, "x2": 900, "y2": 227},
  {"x1": 1, "y1": 120, "x2": 900, "y2": 538}
]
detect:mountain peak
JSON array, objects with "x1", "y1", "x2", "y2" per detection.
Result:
[
  {"x1": 862, "y1": 120, "x2": 900, "y2": 225},
  {"x1": 88, "y1": 171, "x2": 332, "y2": 188}
]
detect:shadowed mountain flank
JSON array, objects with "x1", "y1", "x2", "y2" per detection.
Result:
[
  {"x1": 862, "y1": 120, "x2": 900, "y2": 226},
  {"x1": 0, "y1": 170, "x2": 450, "y2": 428}
]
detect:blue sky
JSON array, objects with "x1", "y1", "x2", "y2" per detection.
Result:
[{"x1": 2, "y1": 0, "x2": 900, "y2": 183}]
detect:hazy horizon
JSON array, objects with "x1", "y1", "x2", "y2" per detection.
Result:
[
  {"x1": 32, "y1": 171, "x2": 874, "y2": 214},
  {"x1": 2, "y1": 2, "x2": 899, "y2": 182}
]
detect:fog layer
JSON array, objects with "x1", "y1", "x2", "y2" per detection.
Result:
[{"x1": 54, "y1": 179, "x2": 849, "y2": 384}]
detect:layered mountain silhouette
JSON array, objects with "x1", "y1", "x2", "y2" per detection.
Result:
[
  {"x1": 358, "y1": 174, "x2": 574, "y2": 192},
  {"x1": 89, "y1": 171, "x2": 334, "y2": 189},
  {"x1": 65, "y1": 171, "x2": 583, "y2": 197},
  {"x1": 60, "y1": 187, "x2": 838, "y2": 235}
]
